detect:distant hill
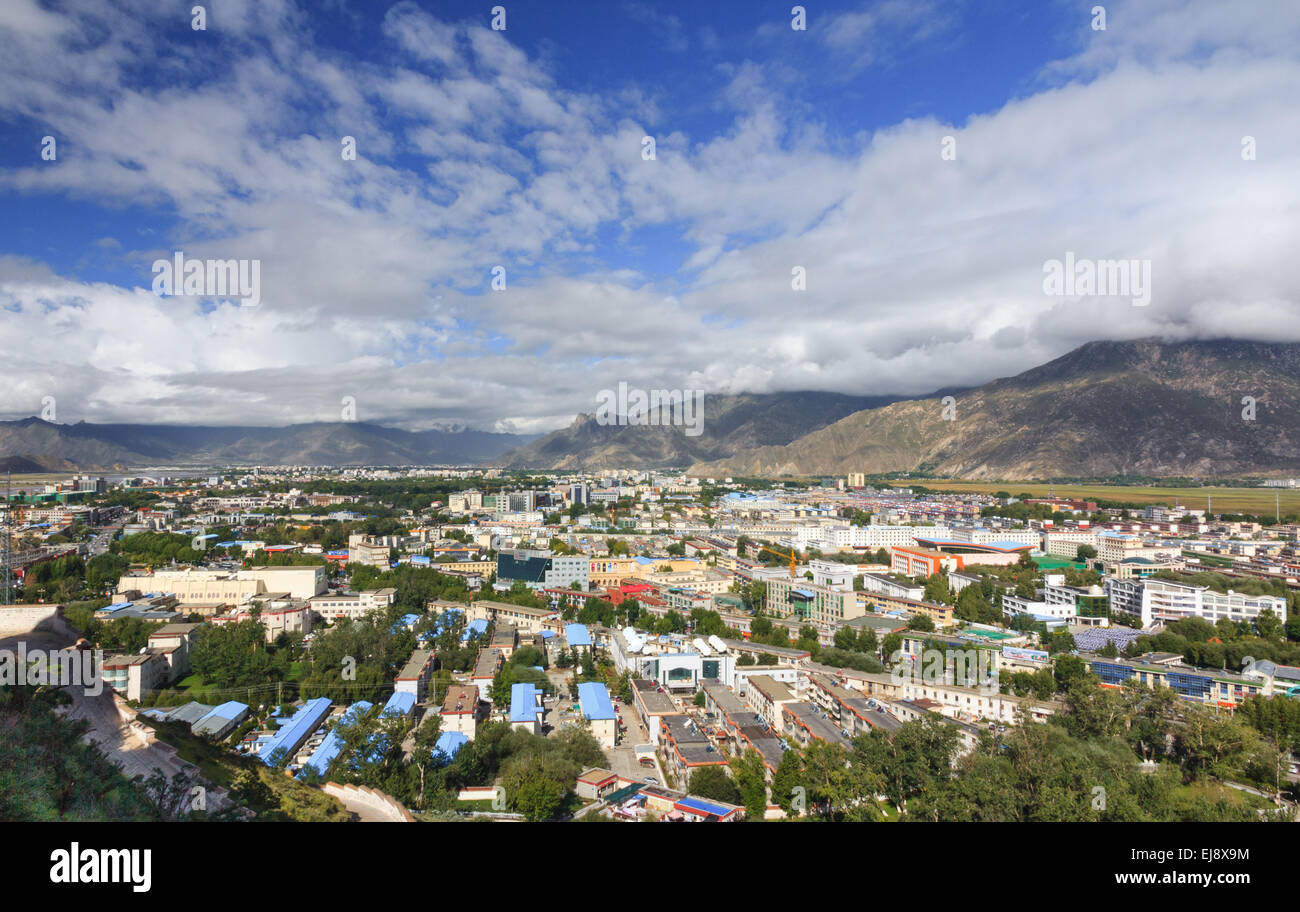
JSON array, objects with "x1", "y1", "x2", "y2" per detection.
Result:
[
  {"x1": 0, "y1": 418, "x2": 537, "y2": 469},
  {"x1": 496, "y1": 391, "x2": 911, "y2": 470},
  {"x1": 0, "y1": 454, "x2": 59, "y2": 473},
  {"x1": 688, "y1": 339, "x2": 1300, "y2": 480}
]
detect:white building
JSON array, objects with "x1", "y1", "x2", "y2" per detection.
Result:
[{"x1": 1104, "y1": 577, "x2": 1287, "y2": 629}]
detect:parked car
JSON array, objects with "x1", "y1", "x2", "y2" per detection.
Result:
[{"x1": 644, "y1": 776, "x2": 658, "y2": 785}]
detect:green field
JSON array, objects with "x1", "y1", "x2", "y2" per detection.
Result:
[{"x1": 893, "y1": 480, "x2": 1300, "y2": 516}]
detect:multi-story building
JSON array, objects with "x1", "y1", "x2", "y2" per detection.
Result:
[
  {"x1": 1104, "y1": 577, "x2": 1287, "y2": 629},
  {"x1": 496, "y1": 549, "x2": 590, "y2": 590},
  {"x1": 440, "y1": 684, "x2": 483, "y2": 738},
  {"x1": 307, "y1": 588, "x2": 397, "y2": 622},
  {"x1": 764, "y1": 576, "x2": 861, "y2": 625},
  {"x1": 395, "y1": 650, "x2": 435, "y2": 701}
]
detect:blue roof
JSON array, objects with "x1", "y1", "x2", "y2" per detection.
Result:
[
  {"x1": 259, "y1": 697, "x2": 332, "y2": 766},
  {"x1": 198, "y1": 700, "x2": 248, "y2": 722},
  {"x1": 434, "y1": 731, "x2": 469, "y2": 763},
  {"x1": 565, "y1": 623, "x2": 592, "y2": 647},
  {"x1": 381, "y1": 691, "x2": 416, "y2": 717},
  {"x1": 539, "y1": 629, "x2": 556, "y2": 639},
  {"x1": 462, "y1": 618, "x2": 489, "y2": 641},
  {"x1": 677, "y1": 796, "x2": 732, "y2": 817},
  {"x1": 578, "y1": 682, "x2": 616, "y2": 721},
  {"x1": 509, "y1": 682, "x2": 542, "y2": 724},
  {"x1": 299, "y1": 701, "x2": 373, "y2": 778},
  {"x1": 792, "y1": 588, "x2": 816, "y2": 598}
]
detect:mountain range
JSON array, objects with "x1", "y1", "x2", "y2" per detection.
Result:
[
  {"x1": 494, "y1": 391, "x2": 911, "y2": 470},
  {"x1": 5, "y1": 339, "x2": 1299, "y2": 478},
  {"x1": 0, "y1": 419, "x2": 537, "y2": 471},
  {"x1": 688, "y1": 339, "x2": 1300, "y2": 479}
]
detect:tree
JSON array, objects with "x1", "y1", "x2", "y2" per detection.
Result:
[
  {"x1": 1075, "y1": 544, "x2": 1097, "y2": 560},
  {"x1": 1052, "y1": 654, "x2": 1090, "y2": 692},
  {"x1": 687, "y1": 766, "x2": 741, "y2": 804},
  {"x1": 881, "y1": 632, "x2": 903, "y2": 664},
  {"x1": 923, "y1": 573, "x2": 953, "y2": 605},
  {"x1": 411, "y1": 715, "x2": 444, "y2": 810},
  {"x1": 728, "y1": 749, "x2": 768, "y2": 819},
  {"x1": 770, "y1": 747, "x2": 805, "y2": 814},
  {"x1": 906, "y1": 614, "x2": 935, "y2": 632},
  {"x1": 1255, "y1": 608, "x2": 1284, "y2": 642},
  {"x1": 693, "y1": 691, "x2": 707, "y2": 708}
]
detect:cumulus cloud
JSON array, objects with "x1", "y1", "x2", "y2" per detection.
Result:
[{"x1": 0, "y1": 0, "x2": 1297, "y2": 432}]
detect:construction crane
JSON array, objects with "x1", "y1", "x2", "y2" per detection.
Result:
[
  {"x1": 755, "y1": 542, "x2": 810, "y2": 620},
  {"x1": 756, "y1": 542, "x2": 800, "y2": 579}
]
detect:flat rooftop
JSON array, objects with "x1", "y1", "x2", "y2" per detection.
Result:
[
  {"x1": 441, "y1": 684, "x2": 478, "y2": 715},
  {"x1": 747, "y1": 674, "x2": 795, "y2": 704},
  {"x1": 783, "y1": 702, "x2": 850, "y2": 745},
  {"x1": 633, "y1": 679, "x2": 679, "y2": 715},
  {"x1": 396, "y1": 649, "x2": 433, "y2": 680}
]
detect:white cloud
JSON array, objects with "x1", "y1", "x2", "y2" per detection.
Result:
[{"x1": 0, "y1": 0, "x2": 1297, "y2": 434}]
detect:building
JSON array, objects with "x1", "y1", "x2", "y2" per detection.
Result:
[
  {"x1": 212, "y1": 599, "x2": 313, "y2": 641},
  {"x1": 575, "y1": 767, "x2": 617, "y2": 801},
  {"x1": 395, "y1": 650, "x2": 435, "y2": 701},
  {"x1": 145, "y1": 622, "x2": 203, "y2": 680},
  {"x1": 577, "y1": 681, "x2": 618, "y2": 749},
  {"x1": 859, "y1": 572, "x2": 924, "y2": 601},
  {"x1": 101, "y1": 652, "x2": 170, "y2": 702},
  {"x1": 632, "y1": 678, "x2": 681, "y2": 744},
  {"x1": 308, "y1": 588, "x2": 397, "y2": 623},
  {"x1": 658, "y1": 714, "x2": 725, "y2": 777},
  {"x1": 257, "y1": 697, "x2": 333, "y2": 767},
  {"x1": 808, "y1": 673, "x2": 900, "y2": 737},
  {"x1": 464, "y1": 600, "x2": 561, "y2": 635},
  {"x1": 496, "y1": 549, "x2": 590, "y2": 590},
  {"x1": 782, "y1": 702, "x2": 850, "y2": 747},
  {"x1": 742, "y1": 674, "x2": 796, "y2": 733},
  {"x1": 764, "y1": 576, "x2": 861, "y2": 625},
  {"x1": 116, "y1": 565, "x2": 326, "y2": 606},
  {"x1": 470, "y1": 649, "x2": 504, "y2": 701},
  {"x1": 191, "y1": 700, "x2": 250, "y2": 740},
  {"x1": 509, "y1": 681, "x2": 544, "y2": 734},
  {"x1": 1104, "y1": 577, "x2": 1288, "y2": 629},
  {"x1": 1086, "y1": 656, "x2": 1273, "y2": 707},
  {"x1": 440, "y1": 684, "x2": 483, "y2": 738}
]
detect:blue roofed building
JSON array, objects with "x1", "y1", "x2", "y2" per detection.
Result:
[
  {"x1": 257, "y1": 697, "x2": 333, "y2": 767},
  {"x1": 565, "y1": 623, "x2": 592, "y2": 649},
  {"x1": 433, "y1": 731, "x2": 469, "y2": 765},
  {"x1": 191, "y1": 700, "x2": 250, "y2": 740},
  {"x1": 578, "y1": 681, "x2": 618, "y2": 749},
  {"x1": 509, "y1": 681, "x2": 543, "y2": 734},
  {"x1": 462, "y1": 618, "x2": 489, "y2": 641},
  {"x1": 298, "y1": 701, "x2": 374, "y2": 779},
  {"x1": 381, "y1": 690, "x2": 416, "y2": 719}
]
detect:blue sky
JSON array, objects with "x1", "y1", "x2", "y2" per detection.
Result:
[{"x1": 0, "y1": 0, "x2": 1298, "y2": 433}]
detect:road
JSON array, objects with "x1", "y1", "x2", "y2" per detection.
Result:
[{"x1": 87, "y1": 524, "x2": 120, "y2": 557}]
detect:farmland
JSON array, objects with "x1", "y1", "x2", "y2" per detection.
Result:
[{"x1": 892, "y1": 480, "x2": 1300, "y2": 516}]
